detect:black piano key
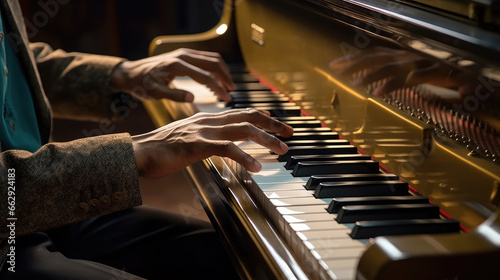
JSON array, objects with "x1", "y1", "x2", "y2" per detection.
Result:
[
  {"x1": 276, "y1": 116, "x2": 317, "y2": 122},
  {"x1": 273, "y1": 128, "x2": 333, "y2": 136},
  {"x1": 293, "y1": 127, "x2": 332, "y2": 132},
  {"x1": 282, "y1": 120, "x2": 322, "y2": 128},
  {"x1": 227, "y1": 64, "x2": 248, "y2": 73},
  {"x1": 251, "y1": 106, "x2": 302, "y2": 117},
  {"x1": 277, "y1": 145, "x2": 358, "y2": 162},
  {"x1": 277, "y1": 132, "x2": 339, "y2": 141},
  {"x1": 314, "y1": 180, "x2": 408, "y2": 198},
  {"x1": 228, "y1": 97, "x2": 290, "y2": 108},
  {"x1": 230, "y1": 95, "x2": 287, "y2": 101},
  {"x1": 283, "y1": 139, "x2": 349, "y2": 147},
  {"x1": 233, "y1": 102, "x2": 297, "y2": 109},
  {"x1": 231, "y1": 73, "x2": 260, "y2": 83},
  {"x1": 234, "y1": 83, "x2": 270, "y2": 91},
  {"x1": 230, "y1": 91, "x2": 275, "y2": 98},
  {"x1": 335, "y1": 204, "x2": 440, "y2": 223},
  {"x1": 327, "y1": 196, "x2": 430, "y2": 213},
  {"x1": 292, "y1": 160, "x2": 380, "y2": 177},
  {"x1": 349, "y1": 219, "x2": 460, "y2": 239},
  {"x1": 285, "y1": 154, "x2": 371, "y2": 170},
  {"x1": 304, "y1": 173, "x2": 399, "y2": 190}
]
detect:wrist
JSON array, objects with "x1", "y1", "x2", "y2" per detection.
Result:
[
  {"x1": 131, "y1": 135, "x2": 146, "y2": 177},
  {"x1": 110, "y1": 61, "x2": 133, "y2": 93}
]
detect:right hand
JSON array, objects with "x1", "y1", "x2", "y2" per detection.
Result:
[{"x1": 132, "y1": 108, "x2": 294, "y2": 178}]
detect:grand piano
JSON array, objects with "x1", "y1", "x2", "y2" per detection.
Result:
[{"x1": 142, "y1": 0, "x2": 500, "y2": 279}]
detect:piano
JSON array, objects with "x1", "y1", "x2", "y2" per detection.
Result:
[{"x1": 142, "y1": 0, "x2": 500, "y2": 279}]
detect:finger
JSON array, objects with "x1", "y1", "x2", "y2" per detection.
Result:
[
  {"x1": 181, "y1": 49, "x2": 233, "y2": 74},
  {"x1": 176, "y1": 49, "x2": 236, "y2": 91},
  {"x1": 199, "y1": 108, "x2": 294, "y2": 138},
  {"x1": 168, "y1": 59, "x2": 232, "y2": 102},
  {"x1": 135, "y1": 82, "x2": 195, "y2": 102},
  {"x1": 209, "y1": 140, "x2": 262, "y2": 172},
  {"x1": 214, "y1": 122, "x2": 289, "y2": 155}
]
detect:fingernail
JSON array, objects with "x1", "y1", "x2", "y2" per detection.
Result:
[
  {"x1": 184, "y1": 93, "x2": 194, "y2": 102},
  {"x1": 252, "y1": 160, "x2": 262, "y2": 172},
  {"x1": 280, "y1": 142, "x2": 288, "y2": 153}
]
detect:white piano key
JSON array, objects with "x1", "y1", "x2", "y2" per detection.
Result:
[
  {"x1": 252, "y1": 175, "x2": 307, "y2": 184},
  {"x1": 278, "y1": 213, "x2": 336, "y2": 236},
  {"x1": 288, "y1": 222, "x2": 349, "y2": 245},
  {"x1": 270, "y1": 197, "x2": 329, "y2": 207},
  {"x1": 319, "y1": 261, "x2": 356, "y2": 280},
  {"x1": 303, "y1": 238, "x2": 366, "y2": 251},
  {"x1": 260, "y1": 190, "x2": 310, "y2": 211},
  {"x1": 297, "y1": 232, "x2": 366, "y2": 271},
  {"x1": 265, "y1": 190, "x2": 315, "y2": 199},
  {"x1": 259, "y1": 161, "x2": 289, "y2": 170},
  {"x1": 326, "y1": 267, "x2": 356, "y2": 280},
  {"x1": 251, "y1": 154, "x2": 281, "y2": 164},
  {"x1": 320, "y1": 258, "x2": 359, "y2": 271},
  {"x1": 250, "y1": 169, "x2": 288, "y2": 179},
  {"x1": 296, "y1": 229, "x2": 352, "y2": 241},
  {"x1": 283, "y1": 213, "x2": 335, "y2": 223},
  {"x1": 271, "y1": 205, "x2": 327, "y2": 228},
  {"x1": 277, "y1": 205, "x2": 329, "y2": 215},
  {"x1": 312, "y1": 247, "x2": 365, "y2": 260},
  {"x1": 255, "y1": 185, "x2": 307, "y2": 207},
  {"x1": 258, "y1": 183, "x2": 307, "y2": 191}
]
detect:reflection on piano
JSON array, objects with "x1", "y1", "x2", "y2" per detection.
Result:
[{"x1": 143, "y1": 0, "x2": 500, "y2": 279}]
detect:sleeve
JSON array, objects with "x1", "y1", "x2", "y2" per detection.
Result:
[
  {"x1": 0, "y1": 133, "x2": 142, "y2": 238},
  {"x1": 29, "y1": 42, "x2": 129, "y2": 122}
]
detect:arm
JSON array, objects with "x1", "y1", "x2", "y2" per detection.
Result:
[
  {"x1": 31, "y1": 44, "x2": 236, "y2": 122},
  {"x1": 0, "y1": 133, "x2": 141, "y2": 237},
  {"x1": 30, "y1": 42, "x2": 126, "y2": 122}
]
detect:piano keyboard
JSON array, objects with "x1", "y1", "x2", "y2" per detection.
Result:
[{"x1": 171, "y1": 65, "x2": 461, "y2": 280}]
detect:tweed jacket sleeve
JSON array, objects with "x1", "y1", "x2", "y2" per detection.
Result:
[
  {"x1": 0, "y1": 133, "x2": 142, "y2": 237},
  {"x1": 30, "y1": 42, "x2": 128, "y2": 122}
]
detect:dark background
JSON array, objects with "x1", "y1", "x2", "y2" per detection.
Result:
[{"x1": 20, "y1": 0, "x2": 221, "y2": 60}]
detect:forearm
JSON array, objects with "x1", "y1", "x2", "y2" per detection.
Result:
[
  {"x1": 29, "y1": 42, "x2": 128, "y2": 121},
  {"x1": 0, "y1": 133, "x2": 141, "y2": 238}
]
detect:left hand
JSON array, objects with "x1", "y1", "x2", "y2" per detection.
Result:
[{"x1": 110, "y1": 48, "x2": 236, "y2": 102}]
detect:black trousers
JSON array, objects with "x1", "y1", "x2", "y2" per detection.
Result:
[{"x1": 1, "y1": 206, "x2": 239, "y2": 280}]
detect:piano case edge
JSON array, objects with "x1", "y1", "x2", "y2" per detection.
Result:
[{"x1": 185, "y1": 157, "x2": 310, "y2": 280}]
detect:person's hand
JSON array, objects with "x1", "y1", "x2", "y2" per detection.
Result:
[
  {"x1": 329, "y1": 46, "x2": 474, "y2": 97},
  {"x1": 132, "y1": 108, "x2": 294, "y2": 178},
  {"x1": 111, "y1": 48, "x2": 236, "y2": 102}
]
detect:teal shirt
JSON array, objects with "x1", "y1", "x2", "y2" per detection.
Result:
[{"x1": 0, "y1": 11, "x2": 41, "y2": 152}]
